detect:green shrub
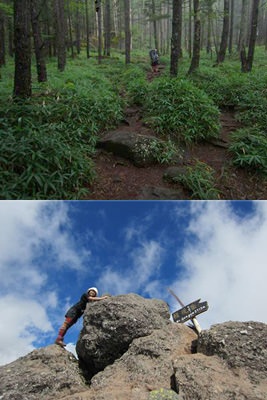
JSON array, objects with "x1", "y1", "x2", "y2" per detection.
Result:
[
  {"x1": 190, "y1": 67, "x2": 247, "y2": 107},
  {"x1": 144, "y1": 77, "x2": 221, "y2": 144},
  {"x1": 0, "y1": 60, "x2": 124, "y2": 199},
  {"x1": 229, "y1": 127, "x2": 267, "y2": 174},
  {"x1": 235, "y1": 71, "x2": 267, "y2": 130},
  {"x1": 126, "y1": 77, "x2": 149, "y2": 106},
  {"x1": 173, "y1": 161, "x2": 220, "y2": 199},
  {"x1": 0, "y1": 127, "x2": 95, "y2": 199}
]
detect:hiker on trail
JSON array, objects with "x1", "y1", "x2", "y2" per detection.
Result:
[
  {"x1": 55, "y1": 287, "x2": 108, "y2": 347},
  {"x1": 149, "y1": 49, "x2": 159, "y2": 74}
]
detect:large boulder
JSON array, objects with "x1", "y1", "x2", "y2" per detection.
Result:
[
  {"x1": 97, "y1": 130, "x2": 165, "y2": 167},
  {"x1": 197, "y1": 321, "x2": 267, "y2": 381},
  {"x1": 76, "y1": 294, "x2": 170, "y2": 374},
  {"x1": 138, "y1": 186, "x2": 185, "y2": 200},
  {"x1": 88, "y1": 323, "x2": 197, "y2": 400},
  {"x1": 0, "y1": 345, "x2": 87, "y2": 400},
  {"x1": 173, "y1": 353, "x2": 267, "y2": 400}
]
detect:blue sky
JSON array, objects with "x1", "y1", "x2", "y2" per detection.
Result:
[{"x1": 0, "y1": 200, "x2": 266, "y2": 365}]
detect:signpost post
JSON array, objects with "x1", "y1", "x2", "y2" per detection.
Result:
[{"x1": 168, "y1": 288, "x2": 209, "y2": 335}]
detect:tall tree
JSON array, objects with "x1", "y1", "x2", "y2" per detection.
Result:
[
  {"x1": 96, "y1": 0, "x2": 102, "y2": 64},
  {"x1": 85, "y1": 0, "x2": 90, "y2": 58},
  {"x1": 240, "y1": 0, "x2": 260, "y2": 72},
  {"x1": 170, "y1": 0, "x2": 182, "y2": 76},
  {"x1": 188, "y1": 0, "x2": 200, "y2": 74},
  {"x1": 206, "y1": 0, "x2": 214, "y2": 55},
  {"x1": 188, "y1": 0, "x2": 192, "y2": 57},
  {"x1": 228, "y1": 0, "x2": 234, "y2": 53},
  {"x1": 30, "y1": 0, "x2": 47, "y2": 82},
  {"x1": 67, "y1": 0, "x2": 74, "y2": 58},
  {"x1": 216, "y1": 0, "x2": 229, "y2": 63},
  {"x1": 0, "y1": 8, "x2": 5, "y2": 66},
  {"x1": 151, "y1": 0, "x2": 158, "y2": 49},
  {"x1": 104, "y1": 0, "x2": 111, "y2": 55},
  {"x1": 238, "y1": 0, "x2": 248, "y2": 51},
  {"x1": 13, "y1": 0, "x2": 32, "y2": 97},
  {"x1": 124, "y1": 0, "x2": 131, "y2": 63},
  {"x1": 75, "y1": 0, "x2": 81, "y2": 54},
  {"x1": 54, "y1": 0, "x2": 66, "y2": 71}
]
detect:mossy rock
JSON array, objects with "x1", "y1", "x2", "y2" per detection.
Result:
[{"x1": 148, "y1": 388, "x2": 181, "y2": 400}]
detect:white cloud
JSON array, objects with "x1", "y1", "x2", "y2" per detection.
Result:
[
  {"x1": 0, "y1": 295, "x2": 53, "y2": 366},
  {"x1": 0, "y1": 201, "x2": 89, "y2": 365},
  {"x1": 171, "y1": 201, "x2": 267, "y2": 329}
]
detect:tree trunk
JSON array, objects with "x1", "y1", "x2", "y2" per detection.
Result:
[
  {"x1": 170, "y1": 0, "x2": 182, "y2": 76},
  {"x1": 85, "y1": 0, "x2": 90, "y2": 58},
  {"x1": 228, "y1": 0, "x2": 234, "y2": 53},
  {"x1": 97, "y1": 1, "x2": 102, "y2": 63},
  {"x1": 206, "y1": 0, "x2": 212, "y2": 54},
  {"x1": 188, "y1": 0, "x2": 200, "y2": 74},
  {"x1": 124, "y1": 0, "x2": 131, "y2": 63},
  {"x1": 67, "y1": 0, "x2": 74, "y2": 58},
  {"x1": 30, "y1": 0, "x2": 47, "y2": 82},
  {"x1": 8, "y1": 16, "x2": 13, "y2": 57},
  {"x1": 151, "y1": 0, "x2": 158, "y2": 49},
  {"x1": 43, "y1": 0, "x2": 52, "y2": 58},
  {"x1": 238, "y1": 0, "x2": 248, "y2": 51},
  {"x1": 188, "y1": 0, "x2": 192, "y2": 57},
  {"x1": 241, "y1": 0, "x2": 260, "y2": 72},
  {"x1": 105, "y1": 0, "x2": 111, "y2": 55},
  {"x1": 0, "y1": 9, "x2": 5, "y2": 66},
  {"x1": 75, "y1": 0, "x2": 81, "y2": 54},
  {"x1": 216, "y1": 0, "x2": 230, "y2": 63},
  {"x1": 54, "y1": 0, "x2": 66, "y2": 71},
  {"x1": 14, "y1": 0, "x2": 32, "y2": 97},
  {"x1": 166, "y1": 0, "x2": 170, "y2": 53}
]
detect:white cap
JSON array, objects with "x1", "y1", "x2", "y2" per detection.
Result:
[{"x1": 87, "y1": 287, "x2": 98, "y2": 296}]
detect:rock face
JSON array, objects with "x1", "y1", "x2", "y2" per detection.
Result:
[
  {"x1": 0, "y1": 344, "x2": 87, "y2": 400},
  {"x1": 197, "y1": 321, "x2": 267, "y2": 381},
  {"x1": 76, "y1": 294, "x2": 171, "y2": 374},
  {"x1": 88, "y1": 323, "x2": 196, "y2": 400},
  {"x1": 97, "y1": 130, "x2": 165, "y2": 167},
  {"x1": 1, "y1": 294, "x2": 267, "y2": 400}
]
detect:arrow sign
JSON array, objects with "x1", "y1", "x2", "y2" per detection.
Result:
[{"x1": 172, "y1": 299, "x2": 209, "y2": 323}]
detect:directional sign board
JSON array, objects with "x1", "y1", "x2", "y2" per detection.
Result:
[{"x1": 172, "y1": 299, "x2": 209, "y2": 323}]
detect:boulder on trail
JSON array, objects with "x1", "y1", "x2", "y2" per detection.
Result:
[
  {"x1": 0, "y1": 344, "x2": 87, "y2": 400},
  {"x1": 96, "y1": 130, "x2": 165, "y2": 167},
  {"x1": 163, "y1": 166, "x2": 187, "y2": 183},
  {"x1": 76, "y1": 294, "x2": 171, "y2": 374},
  {"x1": 138, "y1": 185, "x2": 185, "y2": 200}
]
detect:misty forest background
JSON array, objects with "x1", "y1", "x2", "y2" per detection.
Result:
[{"x1": 0, "y1": 0, "x2": 266, "y2": 199}]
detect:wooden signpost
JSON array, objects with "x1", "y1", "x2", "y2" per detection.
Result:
[{"x1": 168, "y1": 288, "x2": 209, "y2": 335}]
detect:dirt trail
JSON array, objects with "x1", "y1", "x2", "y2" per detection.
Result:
[{"x1": 85, "y1": 71, "x2": 266, "y2": 200}]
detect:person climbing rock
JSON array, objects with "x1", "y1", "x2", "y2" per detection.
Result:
[
  {"x1": 149, "y1": 49, "x2": 159, "y2": 74},
  {"x1": 55, "y1": 287, "x2": 108, "y2": 347}
]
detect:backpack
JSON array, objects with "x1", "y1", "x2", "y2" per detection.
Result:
[{"x1": 149, "y1": 49, "x2": 158, "y2": 63}]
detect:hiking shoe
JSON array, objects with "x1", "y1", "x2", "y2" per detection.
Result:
[{"x1": 55, "y1": 339, "x2": 66, "y2": 347}]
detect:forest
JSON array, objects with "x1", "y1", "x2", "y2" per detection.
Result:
[{"x1": 0, "y1": 0, "x2": 266, "y2": 199}]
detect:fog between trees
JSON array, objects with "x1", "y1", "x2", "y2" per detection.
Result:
[{"x1": 0, "y1": 0, "x2": 265, "y2": 97}]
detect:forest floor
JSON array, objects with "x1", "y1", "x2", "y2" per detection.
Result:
[{"x1": 85, "y1": 67, "x2": 266, "y2": 200}]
